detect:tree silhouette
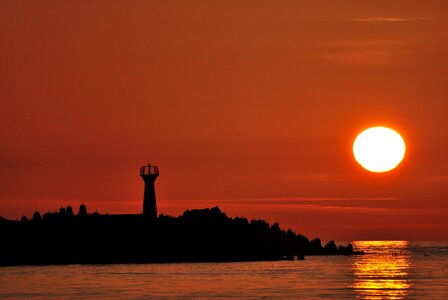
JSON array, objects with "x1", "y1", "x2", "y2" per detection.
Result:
[
  {"x1": 323, "y1": 241, "x2": 337, "y2": 254},
  {"x1": 66, "y1": 206, "x2": 74, "y2": 217},
  {"x1": 78, "y1": 204, "x2": 87, "y2": 217},
  {"x1": 32, "y1": 211, "x2": 41, "y2": 222}
]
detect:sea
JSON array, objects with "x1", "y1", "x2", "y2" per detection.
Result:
[{"x1": 0, "y1": 241, "x2": 447, "y2": 299}]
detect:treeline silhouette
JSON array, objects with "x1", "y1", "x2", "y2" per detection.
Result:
[{"x1": 0, "y1": 205, "x2": 362, "y2": 266}]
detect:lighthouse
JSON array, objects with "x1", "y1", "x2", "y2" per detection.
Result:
[{"x1": 140, "y1": 163, "x2": 159, "y2": 220}]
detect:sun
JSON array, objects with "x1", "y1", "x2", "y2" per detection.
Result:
[{"x1": 353, "y1": 127, "x2": 406, "y2": 173}]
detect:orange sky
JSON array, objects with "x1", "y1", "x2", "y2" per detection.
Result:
[{"x1": 1, "y1": 0, "x2": 448, "y2": 240}]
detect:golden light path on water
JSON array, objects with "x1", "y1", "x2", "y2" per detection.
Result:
[{"x1": 351, "y1": 241, "x2": 412, "y2": 299}]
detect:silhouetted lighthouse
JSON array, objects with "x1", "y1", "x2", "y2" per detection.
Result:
[{"x1": 140, "y1": 163, "x2": 159, "y2": 220}]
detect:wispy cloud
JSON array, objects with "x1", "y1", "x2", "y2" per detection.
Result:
[
  {"x1": 217, "y1": 197, "x2": 399, "y2": 202},
  {"x1": 163, "y1": 197, "x2": 400, "y2": 204},
  {"x1": 342, "y1": 17, "x2": 431, "y2": 23},
  {"x1": 421, "y1": 175, "x2": 448, "y2": 183},
  {"x1": 283, "y1": 174, "x2": 331, "y2": 182},
  {"x1": 306, "y1": 39, "x2": 416, "y2": 65},
  {"x1": 158, "y1": 198, "x2": 444, "y2": 217},
  {"x1": 158, "y1": 197, "x2": 401, "y2": 214}
]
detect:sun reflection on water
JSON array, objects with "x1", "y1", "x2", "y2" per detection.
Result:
[{"x1": 351, "y1": 241, "x2": 412, "y2": 299}]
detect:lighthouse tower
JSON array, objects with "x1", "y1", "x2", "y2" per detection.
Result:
[{"x1": 140, "y1": 163, "x2": 159, "y2": 220}]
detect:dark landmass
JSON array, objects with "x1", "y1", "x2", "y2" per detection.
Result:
[{"x1": 0, "y1": 205, "x2": 363, "y2": 266}]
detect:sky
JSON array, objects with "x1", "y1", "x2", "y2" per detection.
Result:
[{"x1": 1, "y1": 0, "x2": 448, "y2": 240}]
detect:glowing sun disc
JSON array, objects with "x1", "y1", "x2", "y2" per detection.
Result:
[{"x1": 353, "y1": 127, "x2": 406, "y2": 173}]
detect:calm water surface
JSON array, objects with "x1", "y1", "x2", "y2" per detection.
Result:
[{"x1": 1, "y1": 241, "x2": 447, "y2": 299}]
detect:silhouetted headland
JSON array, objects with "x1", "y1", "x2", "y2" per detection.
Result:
[
  {"x1": 0, "y1": 205, "x2": 362, "y2": 266},
  {"x1": 0, "y1": 163, "x2": 363, "y2": 266}
]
